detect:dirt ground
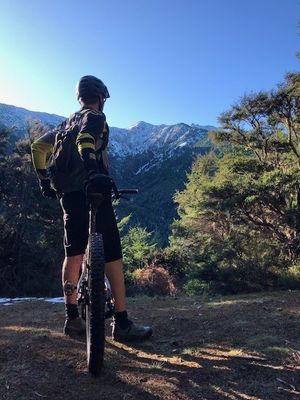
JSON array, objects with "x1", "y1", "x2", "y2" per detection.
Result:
[{"x1": 0, "y1": 291, "x2": 299, "y2": 400}]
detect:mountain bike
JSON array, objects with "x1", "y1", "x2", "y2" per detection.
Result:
[{"x1": 77, "y1": 184, "x2": 137, "y2": 377}]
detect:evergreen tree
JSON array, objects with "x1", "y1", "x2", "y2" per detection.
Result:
[
  {"x1": 0, "y1": 122, "x2": 62, "y2": 296},
  {"x1": 121, "y1": 226, "x2": 156, "y2": 283},
  {"x1": 170, "y1": 73, "x2": 300, "y2": 293}
]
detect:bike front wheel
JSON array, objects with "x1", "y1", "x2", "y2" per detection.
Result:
[{"x1": 86, "y1": 232, "x2": 105, "y2": 376}]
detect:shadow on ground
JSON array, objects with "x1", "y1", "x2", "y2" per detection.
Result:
[{"x1": 0, "y1": 291, "x2": 299, "y2": 400}]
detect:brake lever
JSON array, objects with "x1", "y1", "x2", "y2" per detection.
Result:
[{"x1": 111, "y1": 181, "x2": 120, "y2": 199}]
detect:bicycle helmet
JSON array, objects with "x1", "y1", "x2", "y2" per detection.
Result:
[{"x1": 76, "y1": 75, "x2": 110, "y2": 100}]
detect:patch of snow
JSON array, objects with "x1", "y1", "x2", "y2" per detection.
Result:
[
  {"x1": 11, "y1": 297, "x2": 37, "y2": 301},
  {"x1": 44, "y1": 297, "x2": 64, "y2": 303},
  {"x1": 134, "y1": 162, "x2": 150, "y2": 175},
  {"x1": 0, "y1": 297, "x2": 64, "y2": 304},
  {"x1": 0, "y1": 297, "x2": 38, "y2": 303},
  {"x1": 0, "y1": 298, "x2": 11, "y2": 303}
]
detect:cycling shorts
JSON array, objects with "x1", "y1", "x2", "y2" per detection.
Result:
[{"x1": 60, "y1": 190, "x2": 122, "y2": 262}]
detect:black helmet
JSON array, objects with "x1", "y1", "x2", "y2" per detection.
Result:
[{"x1": 76, "y1": 75, "x2": 110, "y2": 100}]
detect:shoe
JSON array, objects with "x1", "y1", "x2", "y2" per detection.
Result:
[
  {"x1": 112, "y1": 320, "x2": 153, "y2": 342},
  {"x1": 63, "y1": 317, "x2": 86, "y2": 336}
]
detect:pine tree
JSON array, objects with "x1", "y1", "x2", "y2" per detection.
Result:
[{"x1": 170, "y1": 73, "x2": 300, "y2": 293}]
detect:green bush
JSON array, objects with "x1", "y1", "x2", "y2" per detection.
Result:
[
  {"x1": 182, "y1": 279, "x2": 209, "y2": 296},
  {"x1": 122, "y1": 226, "x2": 156, "y2": 272},
  {"x1": 123, "y1": 269, "x2": 136, "y2": 286},
  {"x1": 277, "y1": 264, "x2": 300, "y2": 290}
]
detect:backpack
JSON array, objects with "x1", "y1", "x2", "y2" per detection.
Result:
[{"x1": 48, "y1": 111, "x2": 88, "y2": 194}]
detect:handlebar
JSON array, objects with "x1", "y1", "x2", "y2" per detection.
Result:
[
  {"x1": 87, "y1": 180, "x2": 138, "y2": 204},
  {"x1": 110, "y1": 180, "x2": 138, "y2": 200},
  {"x1": 113, "y1": 188, "x2": 138, "y2": 200}
]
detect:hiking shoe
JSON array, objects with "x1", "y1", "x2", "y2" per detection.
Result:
[
  {"x1": 112, "y1": 321, "x2": 153, "y2": 342},
  {"x1": 63, "y1": 317, "x2": 86, "y2": 336}
]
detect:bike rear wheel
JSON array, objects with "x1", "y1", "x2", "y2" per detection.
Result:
[{"x1": 86, "y1": 232, "x2": 105, "y2": 376}]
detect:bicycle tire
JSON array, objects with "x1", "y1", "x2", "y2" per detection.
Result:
[{"x1": 86, "y1": 232, "x2": 105, "y2": 376}]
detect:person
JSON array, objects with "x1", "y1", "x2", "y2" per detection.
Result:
[{"x1": 31, "y1": 75, "x2": 152, "y2": 341}]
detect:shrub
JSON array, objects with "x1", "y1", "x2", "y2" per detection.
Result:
[
  {"x1": 123, "y1": 269, "x2": 136, "y2": 286},
  {"x1": 182, "y1": 279, "x2": 209, "y2": 296},
  {"x1": 135, "y1": 264, "x2": 177, "y2": 296},
  {"x1": 122, "y1": 226, "x2": 156, "y2": 272},
  {"x1": 277, "y1": 264, "x2": 300, "y2": 290}
]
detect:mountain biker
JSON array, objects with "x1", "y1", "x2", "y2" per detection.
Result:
[{"x1": 31, "y1": 75, "x2": 152, "y2": 341}]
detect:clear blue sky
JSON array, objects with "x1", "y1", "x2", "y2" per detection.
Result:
[{"x1": 0, "y1": 0, "x2": 299, "y2": 128}]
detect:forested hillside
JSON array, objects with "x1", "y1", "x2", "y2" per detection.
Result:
[{"x1": 110, "y1": 136, "x2": 212, "y2": 245}]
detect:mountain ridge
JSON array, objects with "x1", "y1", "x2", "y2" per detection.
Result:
[
  {"x1": 0, "y1": 102, "x2": 214, "y2": 157},
  {"x1": 0, "y1": 103, "x2": 65, "y2": 132}
]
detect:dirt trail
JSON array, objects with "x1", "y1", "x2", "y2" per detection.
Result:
[{"x1": 0, "y1": 291, "x2": 299, "y2": 400}]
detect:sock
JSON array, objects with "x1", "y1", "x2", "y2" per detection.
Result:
[
  {"x1": 65, "y1": 303, "x2": 79, "y2": 320},
  {"x1": 115, "y1": 310, "x2": 131, "y2": 329}
]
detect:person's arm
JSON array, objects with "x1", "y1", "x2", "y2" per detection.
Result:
[
  {"x1": 31, "y1": 126, "x2": 61, "y2": 198},
  {"x1": 100, "y1": 122, "x2": 109, "y2": 174},
  {"x1": 76, "y1": 110, "x2": 106, "y2": 175},
  {"x1": 31, "y1": 131, "x2": 55, "y2": 179},
  {"x1": 76, "y1": 110, "x2": 112, "y2": 192},
  {"x1": 101, "y1": 148, "x2": 109, "y2": 174}
]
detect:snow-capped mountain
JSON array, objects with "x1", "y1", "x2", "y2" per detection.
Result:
[
  {"x1": 0, "y1": 103, "x2": 211, "y2": 158},
  {"x1": 109, "y1": 121, "x2": 209, "y2": 157},
  {"x1": 108, "y1": 121, "x2": 211, "y2": 180},
  {"x1": 108, "y1": 122, "x2": 214, "y2": 244},
  {"x1": 0, "y1": 103, "x2": 64, "y2": 131}
]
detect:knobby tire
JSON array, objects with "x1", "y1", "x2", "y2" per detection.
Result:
[{"x1": 86, "y1": 233, "x2": 105, "y2": 376}]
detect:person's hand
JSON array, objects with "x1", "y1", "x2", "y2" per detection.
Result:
[
  {"x1": 39, "y1": 179, "x2": 57, "y2": 199},
  {"x1": 87, "y1": 172, "x2": 113, "y2": 194}
]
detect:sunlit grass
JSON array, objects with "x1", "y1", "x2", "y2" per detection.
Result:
[
  {"x1": 182, "y1": 346, "x2": 226, "y2": 359},
  {"x1": 148, "y1": 361, "x2": 165, "y2": 369},
  {"x1": 1, "y1": 325, "x2": 60, "y2": 336},
  {"x1": 208, "y1": 297, "x2": 268, "y2": 307},
  {"x1": 181, "y1": 346, "x2": 264, "y2": 362},
  {"x1": 182, "y1": 347, "x2": 200, "y2": 356},
  {"x1": 227, "y1": 349, "x2": 243, "y2": 357},
  {"x1": 108, "y1": 339, "x2": 202, "y2": 367}
]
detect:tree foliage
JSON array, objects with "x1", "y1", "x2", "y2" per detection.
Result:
[
  {"x1": 0, "y1": 122, "x2": 63, "y2": 296},
  {"x1": 170, "y1": 73, "x2": 300, "y2": 293},
  {"x1": 121, "y1": 226, "x2": 156, "y2": 283}
]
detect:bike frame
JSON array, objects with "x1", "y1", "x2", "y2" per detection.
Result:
[{"x1": 77, "y1": 186, "x2": 138, "y2": 376}]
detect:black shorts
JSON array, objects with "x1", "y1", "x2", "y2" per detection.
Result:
[{"x1": 60, "y1": 190, "x2": 122, "y2": 262}]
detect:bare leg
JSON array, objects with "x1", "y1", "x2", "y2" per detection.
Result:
[
  {"x1": 105, "y1": 258, "x2": 126, "y2": 312},
  {"x1": 62, "y1": 254, "x2": 84, "y2": 304}
]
